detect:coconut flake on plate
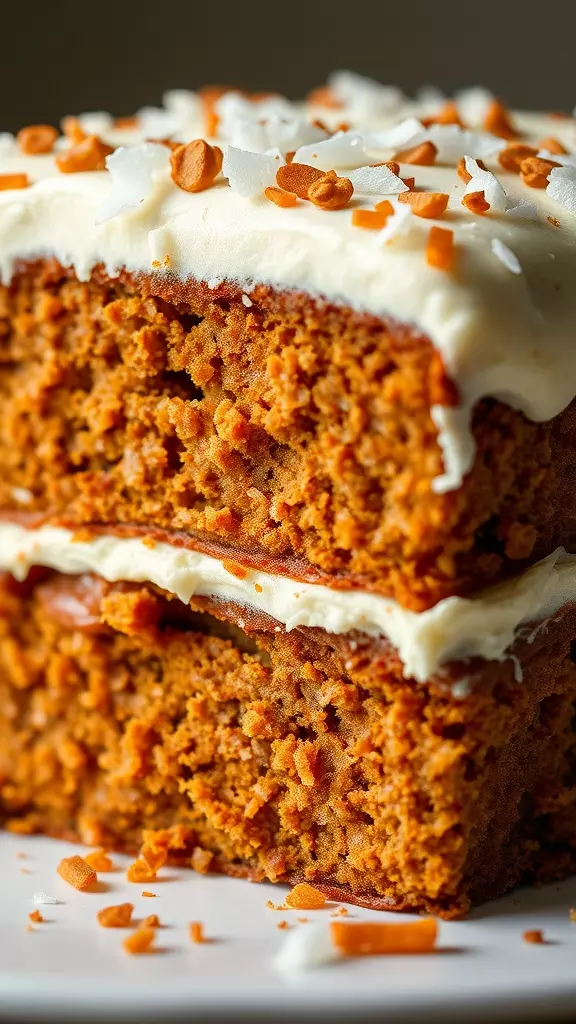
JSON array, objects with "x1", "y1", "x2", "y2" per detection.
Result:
[
  {"x1": 293, "y1": 131, "x2": 370, "y2": 169},
  {"x1": 546, "y1": 165, "x2": 576, "y2": 214},
  {"x1": 347, "y1": 164, "x2": 408, "y2": 195},
  {"x1": 33, "y1": 892, "x2": 59, "y2": 905},
  {"x1": 328, "y1": 70, "x2": 405, "y2": 118},
  {"x1": 454, "y1": 87, "x2": 494, "y2": 127},
  {"x1": 491, "y1": 238, "x2": 522, "y2": 274},
  {"x1": 96, "y1": 143, "x2": 171, "y2": 224},
  {"x1": 222, "y1": 146, "x2": 281, "y2": 198},
  {"x1": 464, "y1": 156, "x2": 508, "y2": 213},
  {"x1": 275, "y1": 923, "x2": 339, "y2": 972}
]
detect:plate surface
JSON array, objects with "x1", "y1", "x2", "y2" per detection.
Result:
[{"x1": 2, "y1": 831, "x2": 576, "y2": 1022}]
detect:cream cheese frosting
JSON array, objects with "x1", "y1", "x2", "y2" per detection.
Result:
[
  {"x1": 1, "y1": 521, "x2": 575, "y2": 683},
  {"x1": 1, "y1": 87, "x2": 576, "y2": 492}
]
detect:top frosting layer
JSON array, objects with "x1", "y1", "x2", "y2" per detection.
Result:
[{"x1": 1, "y1": 77, "x2": 576, "y2": 492}]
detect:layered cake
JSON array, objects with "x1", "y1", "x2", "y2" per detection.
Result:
[{"x1": 2, "y1": 73, "x2": 576, "y2": 917}]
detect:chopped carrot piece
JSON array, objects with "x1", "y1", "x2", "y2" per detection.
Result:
[
  {"x1": 265, "y1": 186, "x2": 298, "y2": 208},
  {"x1": 483, "y1": 99, "x2": 517, "y2": 139},
  {"x1": 394, "y1": 141, "x2": 437, "y2": 166},
  {"x1": 457, "y1": 156, "x2": 487, "y2": 183},
  {"x1": 57, "y1": 855, "x2": 97, "y2": 891},
  {"x1": 538, "y1": 136, "x2": 568, "y2": 155},
  {"x1": 143, "y1": 914, "x2": 160, "y2": 928},
  {"x1": 397, "y1": 191, "x2": 449, "y2": 218},
  {"x1": 351, "y1": 209, "x2": 389, "y2": 230},
  {"x1": 374, "y1": 199, "x2": 394, "y2": 216},
  {"x1": 330, "y1": 918, "x2": 438, "y2": 956},
  {"x1": 461, "y1": 191, "x2": 490, "y2": 215},
  {"x1": 0, "y1": 173, "x2": 30, "y2": 191},
  {"x1": 523, "y1": 929, "x2": 545, "y2": 944},
  {"x1": 426, "y1": 226, "x2": 454, "y2": 271},
  {"x1": 189, "y1": 920, "x2": 205, "y2": 943},
  {"x1": 285, "y1": 882, "x2": 327, "y2": 910}
]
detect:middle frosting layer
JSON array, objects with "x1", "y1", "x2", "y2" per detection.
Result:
[{"x1": 1, "y1": 522, "x2": 575, "y2": 683}]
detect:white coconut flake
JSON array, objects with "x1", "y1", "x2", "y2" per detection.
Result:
[
  {"x1": 454, "y1": 87, "x2": 494, "y2": 127},
  {"x1": 377, "y1": 200, "x2": 414, "y2": 245},
  {"x1": 546, "y1": 165, "x2": 576, "y2": 214},
  {"x1": 0, "y1": 132, "x2": 17, "y2": 156},
  {"x1": 328, "y1": 71, "x2": 405, "y2": 118},
  {"x1": 293, "y1": 131, "x2": 370, "y2": 170},
  {"x1": 77, "y1": 111, "x2": 114, "y2": 136},
  {"x1": 363, "y1": 117, "x2": 426, "y2": 155},
  {"x1": 464, "y1": 156, "x2": 508, "y2": 212},
  {"x1": 505, "y1": 198, "x2": 538, "y2": 219},
  {"x1": 538, "y1": 149, "x2": 576, "y2": 169},
  {"x1": 162, "y1": 89, "x2": 201, "y2": 121},
  {"x1": 96, "y1": 143, "x2": 171, "y2": 224},
  {"x1": 427, "y1": 124, "x2": 506, "y2": 163},
  {"x1": 33, "y1": 892, "x2": 59, "y2": 905},
  {"x1": 415, "y1": 86, "x2": 446, "y2": 116},
  {"x1": 216, "y1": 92, "x2": 297, "y2": 148},
  {"x1": 275, "y1": 923, "x2": 339, "y2": 972},
  {"x1": 491, "y1": 238, "x2": 522, "y2": 274},
  {"x1": 347, "y1": 164, "x2": 408, "y2": 195},
  {"x1": 11, "y1": 487, "x2": 33, "y2": 504},
  {"x1": 241, "y1": 294, "x2": 253, "y2": 307},
  {"x1": 222, "y1": 147, "x2": 280, "y2": 198}
]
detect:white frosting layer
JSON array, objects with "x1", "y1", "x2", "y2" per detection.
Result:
[
  {"x1": 0, "y1": 97, "x2": 576, "y2": 492},
  {"x1": 1, "y1": 522, "x2": 575, "y2": 683}
]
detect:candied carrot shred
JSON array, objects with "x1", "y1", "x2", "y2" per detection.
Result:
[
  {"x1": 330, "y1": 918, "x2": 438, "y2": 956},
  {"x1": 285, "y1": 882, "x2": 327, "y2": 910},
  {"x1": 394, "y1": 141, "x2": 437, "y2": 166}
]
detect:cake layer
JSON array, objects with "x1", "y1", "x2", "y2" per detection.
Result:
[
  {"x1": 2, "y1": 521, "x2": 576, "y2": 683},
  {"x1": 2, "y1": 569, "x2": 576, "y2": 918},
  {"x1": 1, "y1": 260, "x2": 576, "y2": 610}
]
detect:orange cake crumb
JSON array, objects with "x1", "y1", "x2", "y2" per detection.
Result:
[
  {"x1": 285, "y1": 882, "x2": 327, "y2": 910},
  {"x1": 547, "y1": 216, "x2": 561, "y2": 227},
  {"x1": 523, "y1": 929, "x2": 545, "y2": 944},
  {"x1": 426, "y1": 226, "x2": 454, "y2": 271},
  {"x1": 126, "y1": 859, "x2": 156, "y2": 883},
  {"x1": 277, "y1": 920, "x2": 290, "y2": 929},
  {"x1": 123, "y1": 926, "x2": 156, "y2": 955},
  {"x1": 398, "y1": 191, "x2": 449, "y2": 218},
  {"x1": 97, "y1": 903, "x2": 134, "y2": 928},
  {"x1": 189, "y1": 921, "x2": 205, "y2": 943},
  {"x1": 330, "y1": 918, "x2": 438, "y2": 956},
  {"x1": 191, "y1": 847, "x2": 213, "y2": 875},
  {"x1": 57, "y1": 855, "x2": 97, "y2": 891},
  {"x1": 140, "y1": 844, "x2": 167, "y2": 873},
  {"x1": 84, "y1": 849, "x2": 114, "y2": 872},
  {"x1": 17, "y1": 125, "x2": 58, "y2": 155},
  {"x1": 28, "y1": 910, "x2": 44, "y2": 923},
  {"x1": 142, "y1": 891, "x2": 157, "y2": 898}
]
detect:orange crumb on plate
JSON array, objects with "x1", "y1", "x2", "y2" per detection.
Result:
[
  {"x1": 523, "y1": 929, "x2": 545, "y2": 944},
  {"x1": 57, "y1": 855, "x2": 97, "y2": 891},
  {"x1": 97, "y1": 903, "x2": 134, "y2": 928},
  {"x1": 123, "y1": 926, "x2": 156, "y2": 955},
  {"x1": 285, "y1": 882, "x2": 327, "y2": 910},
  {"x1": 84, "y1": 849, "x2": 114, "y2": 872},
  {"x1": 126, "y1": 859, "x2": 156, "y2": 884},
  {"x1": 143, "y1": 914, "x2": 160, "y2": 928},
  {"x1": 28, "y1": 910, "x2": 44, "y2": 923},
  {"x1": 277, "y1": 920, "x2": 290, "y2": 930},
  {"x1": 189, "y1": 921, "x2": 205, "y2": 943},
  {"x1": 330, "y1": 918, "x2": 438, "y2": 956},
  {"x1": 141, "y1": 890, "x2": 156, "y2": 898}
]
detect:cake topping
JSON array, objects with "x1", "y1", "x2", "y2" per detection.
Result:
[
  {"x1": 0, "y1": 173, "x2": 29, "y2": 191},
  {"x1": 426, "y1": 226, "x2": 454, "y2": 271},
  {"x1": 491, "y1": 237, "x2": 522, "y2": 274},
  {"x1": 170, "y1": 139, "x2": 223, "y2": 193},
  {"x1": 55, "y1": 135, "x2": 114, "y2": 173},
  {"x1": 17, "y1": 124, "x2": 58, "y2": 155},
  {"x1": 462, "y1": 190, "x2": 490, "y2": 215},
  {"x1": 483, "y1": 99, "x2": 517, "y2": 139},
  {"x1": 394, "y1": 140, "x2": 437, "y2": 165},
  {"x1": 97, "y1": 142, "x2": 170, "y2": 222},
  {"x1": 538, "y1": 136, "x2": 568, "y2": 155},
  {"x1": 222, "y1": 146, "x2": 281, "y2": 197},
  {"x1": 276, "y1": 162, "x2": 324, "y2": 198},
  {"x1": 397, "y1": 191, "x2": 449, "y2": 218},
  {"x1": 264, "y1": 186, "x2": 298, "y2": 207},
  {"x1": 520, "y1": 155, "x2": 560, "y2": 188},
  {"x1": 307, "y1": 170, "x2": 354, "y2": 210},
  {"x1": 57, "y1": 854, "x2": 97, "y2": 890},
  {"x1": 293, "y1": 131, "x2": 370, "y2": 170},
  {"x1": 347, "y1": 163, "x2": 407, "y2": 194},
  {"x1": 498, "y1": 143, "x2": 538, "y2": 173},
  {"x1": 546, "y1": 165, "x2": 576, "y2": 213},
  {"x1": 351, "y1": 208, "x2": 391, "y2": 230},
  {"x1": 463, "y1": 156, "x2": 508, "y2": 211}
]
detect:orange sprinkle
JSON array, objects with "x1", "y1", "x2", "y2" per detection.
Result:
[
  {"x1": 483, "y1": 99, "x2": 517, "y2": 140},
  {"x1": 264, "y1": 186, "x2": 298, "y2": 208},
  {"x1": 285, "y1": 882, "x2": 327, "y2": 910},
  {"x1": 523, "y1": 929, "x2": 545, "y2": 944},
  {"x1": 457, "y1": 156, "x2": 487, "y2": 183},
  {"x1": 426, "y1": 226, "x2": 454, "y2": 272},
  {"x1": 97, "y1": 903, "x2": 134, "y2": 928},
  {"x1": 84, "y1": 849, "x2": 114, "y2": 872},
  {"x1": 126, "y1": 859, "x2": 156, "y2": 884},
  {"x1": 297, "y1": 917, "x2": 309, "y2": 923},
  {"x1": 351, "y1": 209, "x2": 389, "y2": 230},
  {"x1": 433, "y1": 100, "x2": 464, "y2": 127},
  {"x1": 28, "y1": 910, "x2": 44, "y2": 923},
  {"x1": 394, "y1": 141, "x2": 437, "y2": 166},
  {"x1": 57, "y1": 855, "x2": 97, "y2": 891},
  {"x1": 538, "y1": 136, "x2": 568, "y2": 156},
  {"x1": 331, "y1": 918, "x2": 438, "y2": 956},
  {"x1": 0, "y1": 173, "x2": 29, "y2": 191},
  {"x1": 61, "y1": 116, "x2": 87, "y2": 143},
  {"x1": 141, "y1": 890, "x2": 157, "y2": 898},
  {"x1": 374, "y1": 199, "x2": 395, "y2": 217},
  {"x1": 498, "y1": 144, "x2": 538, "y2": 173},
  {"x1": 189, "y1": 920, "x2": 205, "y2": 943},
  {"x1": 461, "y1": 190, "x2": 490, "y2": 215},
  {"x1": 123, "y1": 926, "x2": 156, "y2": 955},
  {"x1": 397, "y1": 191, "x2": 449, "y2": 218}
]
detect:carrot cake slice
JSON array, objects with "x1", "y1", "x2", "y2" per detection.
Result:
[{"x1": 1, "y1": 75, "x2": 576, "y2": 917}]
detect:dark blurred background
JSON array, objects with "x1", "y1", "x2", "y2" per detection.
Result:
[{"x1": 1, "y1": 0, "x2": 575, "y2": 131}]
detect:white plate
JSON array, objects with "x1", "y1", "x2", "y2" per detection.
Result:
[{"x1": 2, "y1": 832, "x2": 576, "y2": 1022}]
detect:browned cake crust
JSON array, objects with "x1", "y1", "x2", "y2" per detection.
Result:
[
  {"x1": 2, "y1": 569, "x2": 576, "y2": 919},
  {"x1": 1, "y1": 260, "x2": 575, "y2": 611}
]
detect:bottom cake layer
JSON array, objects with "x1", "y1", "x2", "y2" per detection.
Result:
[{"x1": 1, "y1": 569, "x2": 576, "y2": 919}]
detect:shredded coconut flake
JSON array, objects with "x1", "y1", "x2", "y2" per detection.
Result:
[
  {"x1": 464, "y1": 156, "x2": 508, "y2": 212},
  {"x1": 241, "y1": 294, "x2": 253, "y2": 307},
  {"x1": 491, "y1": 238, "x2": 522, "y2": 274},
  {"x1": 77, "y1": 111, "x2": 114, "y2": 135},
  {"x1": 347, "y1": 164, "x2": 408, "y2": 195},
  {"x1": 454, "y1": 87, "x2": 494, "y2": 127},
  {"x1": 33, "y1": 892, "x2": 59, "y2": 905},
  {"x1": 328, "y1": 70, "x2": 405, "y2": 117},
  {"x1": 293, "y1": 131, "x2": 370, "y2": 170},
  {"x1": 0, "y1": 132, "x2": 16, "y2": 156},
  {"x1": 222, "y1": 147, "x2": 280, "y2": 198},
  {"x1": 96, "y1": 143, "x2": 170, "y2": 224},
  {"x1": 546, "y1": 165, "x2": 576, "y2": 214},
  {"x1": 377, "y1": 200, "x2": 414, "y2": 244},
  {"x1": 427, "y1": 124, "x2": 506, "y2": 163},
  {"x1": 538, "y1": 149, "x2": 576, "y2": 169},
  {"x1": 363, "y1": 117, "x2": 426, "y2": 155},
  {"x1": 505, "y1": 198, "x2": 538, "y2": 219},
  {"x1": 275, "y1": 923, "x2": 339, "y2": 971}
]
